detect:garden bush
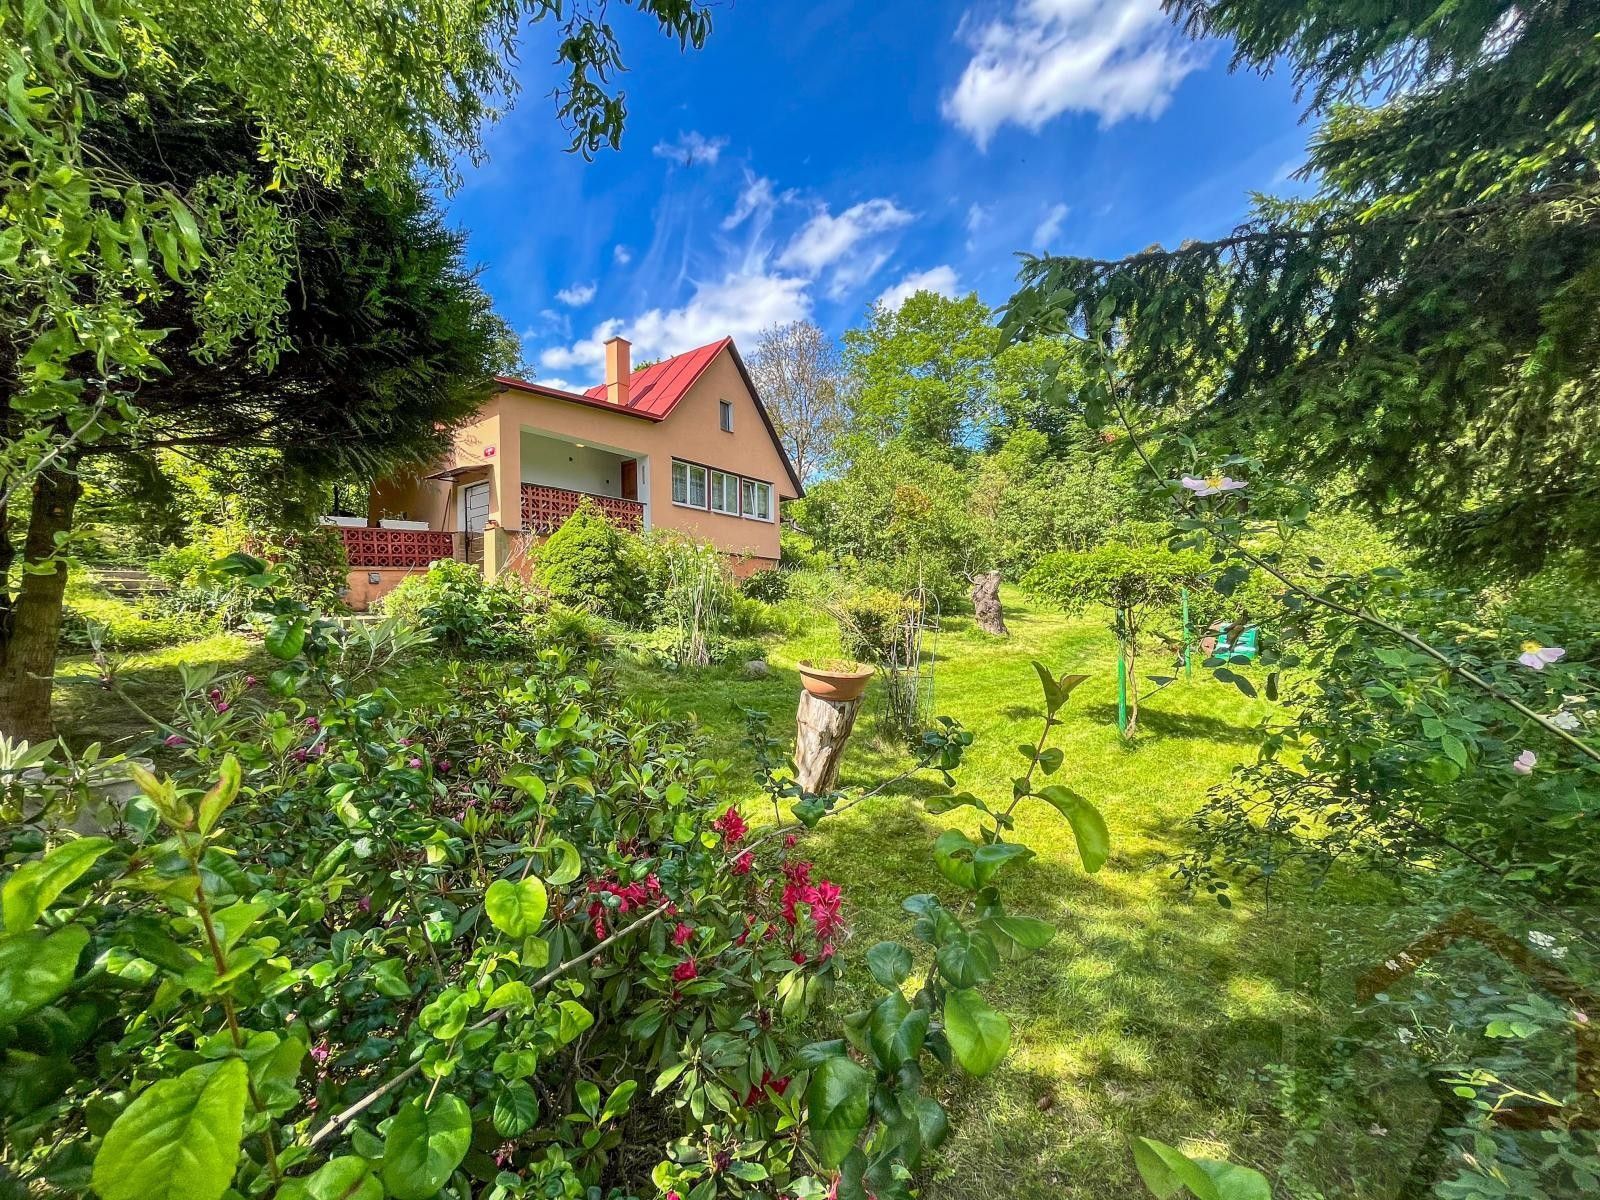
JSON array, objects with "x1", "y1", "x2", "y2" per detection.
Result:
[
  {"x1": 740, "y1": 569, "x2": 787, "y2": 604},
  {"x1": 59, "y1": 577, "x2": 207, "y2": 651},
  {"x1": 534, "y1": 500, "x2": 646, "y2": 621},
  {"x1": 380, "y1": 559, "x2": 536, "y2": 657},
  {"x1": 832, "y1": 586, "x2": 923, "y2": 666},
  {"x1": 2, "y1": 605, "x2": 850, "y2": 1200}
]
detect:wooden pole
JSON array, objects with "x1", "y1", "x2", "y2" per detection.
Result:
[{"x1": 794, "y1": 688, "x2": 864, "y2": 794}]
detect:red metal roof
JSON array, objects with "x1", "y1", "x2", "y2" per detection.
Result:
[
  {"x1": 493, "y1": 336, "x2": 804, "y2": 497},
  {"x1": 494, "y1": 337, "x2": 731, "y2": 422}
]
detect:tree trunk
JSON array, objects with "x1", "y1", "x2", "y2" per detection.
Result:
[
  {"x1": 1124, "y1": 640, "x2": 1140, "y2": 736},
  {"x1": 0, "y1": 460, "x2": 82, "y2": 741},
  {"x1": 794, "y1": 688, "x2": 863, "y2": 794},
  {"x1": 970, "y1": 570, "x2": 1008, "y2": 636}
]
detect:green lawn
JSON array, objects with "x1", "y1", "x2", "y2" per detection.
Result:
[
  {"x1": 52, "y1": 591, "x2": 1304, "y2": 1198},
  {"x1": 618, "y1": 588, "x2": 1300, "y2": 1199}
]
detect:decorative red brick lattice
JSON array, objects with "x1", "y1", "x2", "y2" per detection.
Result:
[
  {"x1": 520, "y1": 484, "x2": 644, "y2": 534},
  {"x1": 336, "y1": 527, "x2": 456, "y2": 568}
]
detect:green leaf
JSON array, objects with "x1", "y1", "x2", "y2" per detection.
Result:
[
  {"x1": 865, "y1": 940, "x2": 913, "y2": 989},
  {"x1": 1036, "y1": 785, "x2": 1110, "y2": 873},
  {"x1": 943, "y1": 988, "x2": 1010, "y2": 1077},
  {"x1": 1037, "y1": 747, "x2": 1064, "y2": 775},
  {"x1": 264, "y1": 617, "x2": 306, "y2": 661},
  {"x1": 493, "y1": 1080, "x2": 540, "y2": 1137},
  {"x1": 196, "y1": 755, "x2": 241, "y2": 836},
  {"x1": 867, "y1": 992, "x2": 929, "y2": 1068},
  {"x1": 299, "y1": 1157, "x2": 382, "y2": 1200},
  {"x1": 91, "y1": 1059, "x2": 248, "y2": 1200},
  {"x1": 0, "y1": 924, "x2": 88, "y2": 1025},
  {"x1": 972, "y1": 841, "x2": 1032, "y2": 888},
  {"x1": 936, "y1": 928, "x2": 1000, "y2": 989},
  {"x1": 600, "y1": 1079, "x2": 638, "y2": 1122},
  {"x1": 3, "y1": 837, "x2": 112, "y2": 931},
  {"x1": 381, "y1": 1093, "x2": 472, "y2": 1200},
  {"x1": 1130, "y1": 1137, "x2": 1272, "y2": 1200},
  {"x1": 543, "y1": 838, "x2": 581, "y2": 885},
  {"x1": 1031, "y1": 663, "x2": 1089, "y2": 715},
  {"x1": 805, "y1": 1055, "x2": 873, "y2": 1169},
  {"x1": 369, "y1": 958, "x2": 412, "y2": 999},
  {"x1": 981, "y1": 913, "x2": 1056, "y2": 956},
  {"x1": 576, "y1": 1079, "x2": 601, "y2": 1118},
  {"x1": 485, "y1": 876, "x2": 548, "y2": 938}
]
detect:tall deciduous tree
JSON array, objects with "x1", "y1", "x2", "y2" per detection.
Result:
[
  {"x1": 840, "y1": 291, "x2": 999, "y2": 462},
  {"x1": 2, "y1": 0, "x2": 710, "y2": 736},
  {"x1": 748, "y1": 321, "x2": 843, "y2": 486},
  {"x1": 1003, "y1": 0, "x2": 1600, "y2": 578}
]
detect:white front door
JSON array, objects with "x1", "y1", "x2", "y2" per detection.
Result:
[{"x1": 463, "y1": 482, "x2": 490, "y2": 534}]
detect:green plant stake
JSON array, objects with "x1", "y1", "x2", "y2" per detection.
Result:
[
  {"x1": 1181, "y1": 587, "x2": 1194, "y2": 681},
  {"x1": 1117, "y1": 643, "x2": 1129, "y2": 734}
]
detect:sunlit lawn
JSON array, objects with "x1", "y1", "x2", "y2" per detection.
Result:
[
  {"x1": 617, "y1": 586, "x2": 1300, "y2": 1199},
  {"x1": 54, "y1": 590, "x2": 1307, "y2": 1198}
]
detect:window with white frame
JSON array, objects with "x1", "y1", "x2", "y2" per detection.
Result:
[
  {"x1": 741, "y1": 478, "x2": 772, "y2": 521},
  {"x1": 709, "y1": 470, "x2": 740, "y2": 514},
  {"x1": 672, "y1": 460, "x2": 708, "y2": 508}
]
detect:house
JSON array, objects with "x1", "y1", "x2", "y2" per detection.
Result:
[{"x1": 331, "y1": 335, "x2": 803, "y2": 609}]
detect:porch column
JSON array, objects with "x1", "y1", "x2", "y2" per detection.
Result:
[{"x1": 487, "y1": 414, "x2": 522, "y2": 533}]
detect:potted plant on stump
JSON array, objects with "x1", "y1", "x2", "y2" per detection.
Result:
[{"x1": 794, "y1": 658, "x2": 873, "y2": 794}]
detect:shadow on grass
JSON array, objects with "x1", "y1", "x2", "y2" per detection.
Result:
[{"x1": 1079, "y1": 702, "x2": 1262, "y2": 745}]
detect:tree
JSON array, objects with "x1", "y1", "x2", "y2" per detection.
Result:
[
  {"x1": 1, "y1": 0, "x2": 712, "y2": 737},
  {"x1": 841, "y1": 291, "x2": 999, "y2": 462},
  {"x1": 1001, "y1": 0, "x2": 1600, "y2": 579},
  {"x1": 1023, "y1": 543, "x2": 1206, "y2": 736},
  {"x1": 747, "y1": 320, "x2": 843, "y2": 485}
]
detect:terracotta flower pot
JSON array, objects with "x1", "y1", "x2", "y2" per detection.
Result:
[{"x1": 798, "y1": 660, "x2": 873, "y2": 703}]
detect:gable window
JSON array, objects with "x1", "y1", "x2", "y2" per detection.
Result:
[
  {"x1": 672, "y1": 460, "x2": 707, "y2": 508},
  {"x1": 741, "y1": 479, "x2": 772, "y2": 522},
  {"x1": 709, "y1": 470, "x2": 740, "y2": 515},
  {"x1": 719, "y1": 399, "x2": 733, "y2": 432}
]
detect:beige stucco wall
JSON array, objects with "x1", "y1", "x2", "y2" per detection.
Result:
[{"x1": 369, "y1": 346, "x2": 795, "y2": 563}]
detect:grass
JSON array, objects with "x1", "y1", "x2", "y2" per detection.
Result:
[
  {"x1": 50, "y1": 588, "x2": 1305, "y2": 1198},
  {"x1": 618, "y1": 587, "x2": 1302, "y2": 1199}
]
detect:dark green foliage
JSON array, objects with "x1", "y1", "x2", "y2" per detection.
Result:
[
  {"x1": 380, "y1": 559, "x2": 535, "y2": 657},
  {"x1": 1003, "y1": 0, "x2": 1600, "y2": 577},
  {"x1": 534, "y1": 500, "x2": 646, "y2": 621},
  {"x1": 741, "y1": 568, "x2": 788, "y2": 604},
  {"x1": 833, "y1": 587, "x2": 922, "y2": 666}
]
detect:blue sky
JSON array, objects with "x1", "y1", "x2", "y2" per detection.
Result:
[{"x1": 445, "y1": 0, "x2": 1315, "y2": 390}]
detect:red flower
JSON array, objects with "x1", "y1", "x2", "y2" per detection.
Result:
[
  {"x1": 792, "y1": 951, "x2": 807, "y2": 966},
  {"x1": 784, "y1": 833, "x2": 797, "y2": 848},
  {"x1": 672, "y1": 958, "x2": 699, "y2": 983},
  {"x1": 713, "y1": 807, "x2": 749, "y2": 845},
  {"x1": 672, "y1": 922, "x2": 695, "y2": 946},
  {"x1": 730, "y1": 851, "x2": 754, "y2": 876}
]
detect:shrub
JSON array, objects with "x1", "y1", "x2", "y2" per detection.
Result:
[
  {"x1": 534, "y1": 499, "x2": 646, "y2": 620},
  {"x1": 380, "y1": 558, "x2": 535, "y2": 656},
  {"x1": 741, "y1": 568, "x2": 788, "y2": 603},
  {"x1": 635, "y1": 530, "x2": 738, "y2": 667},
  {"x1": 1, "y1": 623, "x2": 847, "y2": 1200},
  {"x1": 59, "y1": 578, "x2": 205, "y2": 651},
  {"x1": 832, "y1": 586, "x2": 923, "y2": 666}
]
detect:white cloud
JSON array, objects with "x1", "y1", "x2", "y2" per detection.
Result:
[
  {"x1": 723, "y1": 173, "x2": 778, "y2": 231},
  {"x1": 539, "y1": 267, "x2": 813, "y2": 377},
  {"x1": 875, "y1": 265, "x2": 961, "y2": 311},
  {"x1": 943, "y1": 0, "x2": 1204, "y2": 148},
  {"x1": 555, "y1": 282, "x2": 596, "y2": 307},
  {"x1": 613, "y1": 245, "x2": 633, "y2": 266},
  {"x1": 775, "y1": 198, "x2": 914, "y2": 297},
  {"x1": 966, "y1": 202, "x2": 991, "y2": 236},
  {"x1": 1033, "y1": 202, "x2": 1069, "y2": 249},
  {"x1": 652, "y1": 130, "x2": 729, "y2": 166}
]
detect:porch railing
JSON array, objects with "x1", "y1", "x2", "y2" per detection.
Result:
[
  {"x1": 335, "y1": 527, "x2": 457, "y2": 569},
  {"x1": 520, "y1": 483, "x2": 644, "y2": 534}
]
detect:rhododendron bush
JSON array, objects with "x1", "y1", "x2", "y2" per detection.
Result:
[{"x1": 0, "y1": 612, "x2": 851, "y2": 1200}]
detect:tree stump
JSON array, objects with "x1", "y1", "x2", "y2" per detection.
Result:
[
  {"x1": 794, "y1": 688, "x2": 863, "y2": 794},
  {"x1": 970, "y1": 570, "x2": 1008, "y2": 637}
]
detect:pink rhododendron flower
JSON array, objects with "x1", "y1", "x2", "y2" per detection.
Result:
[
  {"x1": 672, "y1": 922, "x2": 695, "y2": 946},
  {"x1": 783, "y1": 833, "x2": 797, "y2": 848},
  {"x1": 1513, "y1": 750, "x2": 1537, "y2": 775},
  {"x1": 1518, "y1": 642, "x2": 1566, "y2": 670},
  {"x1": 436, "y1": 758, "x2": 452, "y2": 773},
  {"x1": 1180, "y1": 474, "x2": 1247, "y2": 497},
  {"x1": 671, "y1": 958, "x2": 698, "y2": 983},
  {"x1": 730, "y1": 851, "x2": 754, "y2": 876},
  {"x1": 407, "y1": 757, "x2": 423, "y2": 769},
  {"x1": 305, "y1": 716, "x2": 320, "y2": 730},
  {"x1": 713, "y1": 807, "x2": 749, "y2": 844},
  {"x1": 244, "y1": 675, "x2": 258, "y2": 688},
  {"x1": 163, "y1": 733, "x2": 187, "y2": 747}
]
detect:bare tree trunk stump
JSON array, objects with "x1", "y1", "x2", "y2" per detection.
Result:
[
  {"x1": 794, "y1": 688, "x2": 863, "y2": 794},
  {"x1": 970, "y1": 570, "x2": 1008, "y2": 637}
]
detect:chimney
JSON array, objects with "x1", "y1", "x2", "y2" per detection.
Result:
[{"x1": 604, "y1": 336, "x2": 631, "y2": 406}]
